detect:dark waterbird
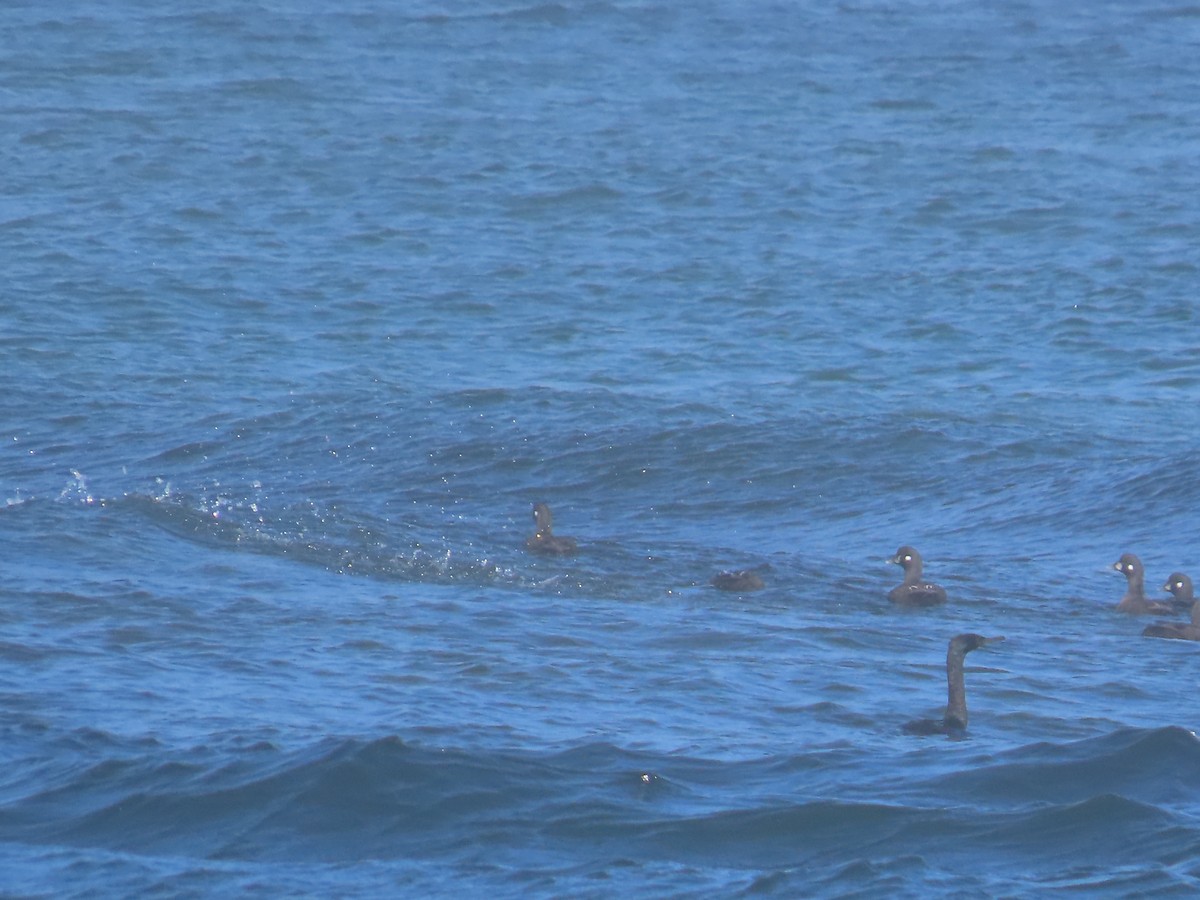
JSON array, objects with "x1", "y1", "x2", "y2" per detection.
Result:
[
  {"x1": 903, "y1": 633, "x2": 1005, "y2": 736},
  {"x1": 887, "y1": 545, "x2": 947, "y2": 606},
  {"x1": 1162, "y1": 572, "x2": 1195, "y2": 613},
  {"x1": 525, "y1": 502, "x2": 578, "y2": 555},
  {"x1": 1143, "y1": 573, "x2": 1200, "y2": 641},
  {"x1": 1112, "y1": 553, "x2": 1172, "y2": 614}
]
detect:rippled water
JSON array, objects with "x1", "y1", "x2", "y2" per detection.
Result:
[{"x1": 4, "y1": 1, "x2": 1200, "y2": 895}]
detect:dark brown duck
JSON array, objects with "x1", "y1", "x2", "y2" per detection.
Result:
[
  {"x1": 887, "y1": 545, "x2": 947, "y2": 606},
  {"x1": 1143, "y1": 573, "x2": 1200, "y2": 641},
  {"x1": 1163, "y1": 571, "x2": 1195, "y2": 613},
  {"x1": 525, "y1": 502, "x2": 578, "y2": 555},
  {"x1": 1112, "y1": 553, "x2": 1172, "y2": 614}
]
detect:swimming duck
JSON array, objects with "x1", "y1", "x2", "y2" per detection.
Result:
[
  {"x1": 524, "y1": 502, "x2": 578, "y2": 555},
  {"x1": 1143, "y1": 573, "x2": 1200, "y2": 641},
  {"x1": 1112, "y1": 553, "x2": 1172, "y2": 614},
  {"x1": 887, "y1": 545, "x2": 947, "y2": 606},
  {"x1": 1162, "y1": 571, "x2": 1195, "y2": 613}
]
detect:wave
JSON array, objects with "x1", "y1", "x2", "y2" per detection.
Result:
[
  {"x1": 5, "y1": 727, "x2": 1199, "y2": 892},
  {"x1": 927, "y1": 725, "x2": 1200, "y2": 809}
]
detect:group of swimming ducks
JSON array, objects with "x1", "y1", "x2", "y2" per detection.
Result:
[{"x1": 525, "y1": 502, "x2": 1198, "y2": 737}]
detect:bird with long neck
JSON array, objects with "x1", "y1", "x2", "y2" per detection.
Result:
[{"x1": 904, "y1": 633, "x2": 1005, "y2": 736}]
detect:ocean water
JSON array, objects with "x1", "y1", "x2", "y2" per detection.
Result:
[{"x1": 4, "y1": 0, "x2": 1200, "y2": 895}]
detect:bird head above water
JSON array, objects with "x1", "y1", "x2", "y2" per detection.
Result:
[
  {"x1": 950, "y1": 633, "x2": 1005, "y2": 655},
  {"x1": 888, "y1": 545, "x2": 922, "y2": 573},
  {"x1": 532, "y1": 502, "x2": 554, "y2": 533},
  {"x1": 1163, "y1": 572, "x2": 1193, "y2": 600},
  {"x1": 1113, "y1": 553, "x2": 1143, "y2": 581},
  {"x1": 525, "y1": 502, "x2": 578, "y2": 555}
]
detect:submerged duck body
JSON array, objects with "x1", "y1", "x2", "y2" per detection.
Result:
[
  {"x1": 887, "y1": 545, "x2": 947, "y2": 607},
  {"x1": 710, "y1": 569, "x2": 765, "y2": 591},
  {"x1": 1143, "y1": 573, "x2": 1200, "y2": 641},
  {"x1": 1141, "y1": 620, "x2": 1200, "y2": 641},
  {"x1": 1113, "y1": 553, "x2": 1172, "y2": 614},
  {"x1": 525, "y1": 502, "x2": 577, "y2": 555},
  {"x1": 903, "y1": 633, "x2": 1005, "y2": 736}
]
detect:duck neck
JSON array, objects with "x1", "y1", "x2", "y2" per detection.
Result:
[
  {"x1": 903, "y1": 559, "x2": 924, "y2": 587},
  {"x1": 1125, "y1": 570, "x2": 1145, "y2": 602}
]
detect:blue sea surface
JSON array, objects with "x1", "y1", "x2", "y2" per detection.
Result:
[{"x1": 4, "y1": 0, "x2": 1200, "y2": 895}]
